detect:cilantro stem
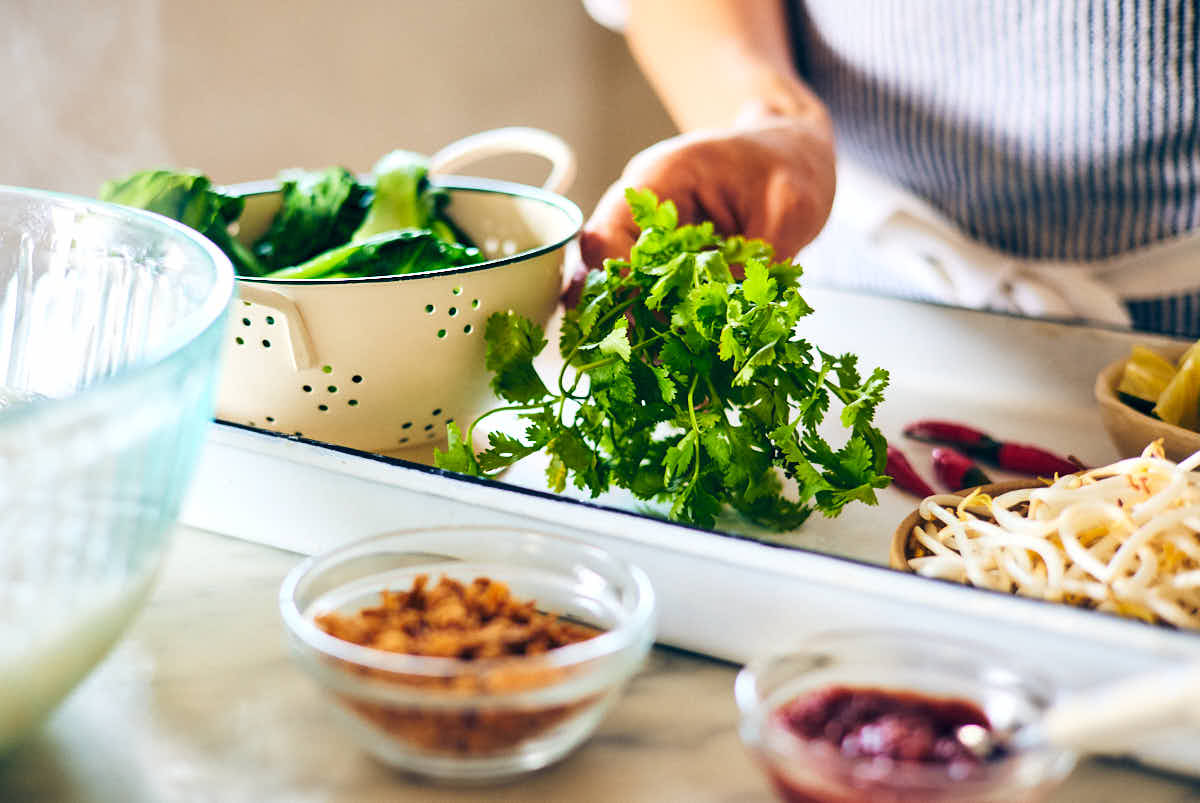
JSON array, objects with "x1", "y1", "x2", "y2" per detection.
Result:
[
  {"x1": 703, "y1": 374, "x2": 739, "y2": 444},
  {"x1": 686, "y1": 374, "x2": 701, "y2": 488},
  {"x1": 556, "y1": 391, "x2": 569, "y2": 424},
  {"x1": 704, "y1": 375, "x2": 724, "y2": 410},
  {"x1": 633, "y1": 330, "x2": 668, "y2": 353},
  {"x1": 556, "y1": 292, "x2": 639, "y2": 391},
  {"x1": 572, "y1": 356, "x2": 612, "y2": 374},
  {"x1": 466, "y1": 401, "x2": 546, "y2": 447}
]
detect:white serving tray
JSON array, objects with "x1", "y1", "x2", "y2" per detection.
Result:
[{"x1": 180, "y1": 287, "x2": 1200, "y2": 774}]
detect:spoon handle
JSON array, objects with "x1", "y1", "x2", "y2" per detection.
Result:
[{"x1": 1041, "y1": 662, "x2": 1200, "y2": 752}]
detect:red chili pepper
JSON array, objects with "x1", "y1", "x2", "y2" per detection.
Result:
[
  {"x1": 905, "y1": 420, "x2": 991, "y2": 448},
  {"x1": 886, "y1": 445, "x2": 937, "y2": 498},
  {"x1": 931, "y1": 447, "x2": 993, "y2": 491},
  {"x1": 904, "y1": 419, "x2": 1082, "y2": 477},
  {"x1": 994, "y1": 443, "x2": 1081, "y2": 476}
]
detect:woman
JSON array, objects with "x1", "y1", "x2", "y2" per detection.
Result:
[{"x1": 580, "y1": 0, "x2": 1200, "y2": 336}]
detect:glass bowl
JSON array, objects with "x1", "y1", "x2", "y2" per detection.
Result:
[
  {"x1": 735, "y1": 630, "x2": 1078, "y2": 803},
  {"x1": 0, "y1": 185, "x2": 234, "y2": 753},
  {"x1": 279, "y1": 526, "x2": 656, "y2": 783}
]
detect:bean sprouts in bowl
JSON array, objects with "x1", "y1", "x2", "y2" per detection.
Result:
[{"x1": 891, "y1": 441, "x2": 1200, "y2": 630}]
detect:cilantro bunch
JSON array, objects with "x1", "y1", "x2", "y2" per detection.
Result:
[{"x1": 435, "y1": 188, "x2": 890, "y2": 530}]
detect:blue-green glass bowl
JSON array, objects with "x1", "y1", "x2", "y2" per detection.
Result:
[{"x1": 0, "y1": 185, "x2": 234, "y2": 753}]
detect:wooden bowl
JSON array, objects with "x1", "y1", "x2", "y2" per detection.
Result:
[
  {"x1": 1094, "y1": 350, "x2": 1200, "y2": 464},
  {"x1": 889, "y1": 480, "x2": 1044, "y2": 572}
]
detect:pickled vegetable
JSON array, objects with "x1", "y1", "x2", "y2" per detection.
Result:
[
  {"x1": 1115, "y1": 340, "x2": 1200, "y2": 431},
  {"x1": 1153, "y1": 352, "x2": 1200, "y2": 430},
  {"x1": 1118, "y1": 346, "x2": 1178, "y2": 413},
  {"x1": 1177, "y1": 340, "x2": 1200, "y2": 370}
]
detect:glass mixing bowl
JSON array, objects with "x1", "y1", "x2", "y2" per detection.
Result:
[{"x1": 0, "y1": 185, "x2": 234, "y2": 753}]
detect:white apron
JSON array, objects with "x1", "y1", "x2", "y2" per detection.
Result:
[{"x1": 801, "y1": 160, "x2": 1200, "y2": 330}]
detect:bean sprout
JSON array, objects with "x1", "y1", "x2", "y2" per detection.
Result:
[{"x1": 904, "y1": 441, "x2": 1200, "y2": 630}]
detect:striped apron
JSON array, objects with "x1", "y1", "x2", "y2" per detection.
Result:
[{"x1": 793, "y1": 0, "x2": 1200, "y2": 337}]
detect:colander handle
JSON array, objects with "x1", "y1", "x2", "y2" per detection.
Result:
[
  {"x1": 429, "y1": 127, "x2": 577, "y2": 195},
  {"x1": 235, "y1": 282, "x2": 318, "y2": 371}
]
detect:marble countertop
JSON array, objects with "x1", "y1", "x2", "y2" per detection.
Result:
[{"x1": 4, "y1": 526, "x2": 1200, "y2": 803}]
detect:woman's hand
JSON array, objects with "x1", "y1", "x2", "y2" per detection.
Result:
[
  {"x1": 567, "y1": 0, "x2": 837, "y2": 305},
  {"x1": 569, "y1": 105, "x2": 836, "y2": 303}
]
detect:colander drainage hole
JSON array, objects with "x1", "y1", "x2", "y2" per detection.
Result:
[
  {"x1": 452, "y1": 286, "x2": 463, "y2": 295},
  {"x1": 352, "y1": 375, "x2": 362, "y2": 383},
  {"x1": 463, "y1": 324, "x2": 473, "y2": 334},
  {"x1": 302, "y1": 385, "x2": 312, "y2": 392},
  {"x1": 399, "y1": 437, "x2": 410, "y2": 444},
  {"x1": 265, "y1": 316, "x2": 275, "y2": 325},
  {"x1": 235, "y1": 336, "x2": 244, "y2": 345},
  {"x1": 431, "y1": 408, "x2": 442, "y2": 416},
  {"x1": 402, "y1": 421, "x2": 413, "y2": 429},
  {"x1": 318, "y1": 404, "x2": 328, "y2": 412},
  {"x1": 348, "y1": 399, "x2": 358, "y2": 407},
  {"x1": 242, "y1": 318, "x2": 251, "y2": 326},
  {"x1": 322, "y1": 365, "x2": 333, "y2": 374},
  {"x1": 471, "y1": 299, "x2": 480, "y2": 308},
  {"x1": 262, "y1": 339, "x2": 271, "y2": 348},
  {"x1": 425, "y1": 304, "x2": 435, "y2": 314},
  {"x1": 424, "y1": 424, "x2": 434, "y2": 431},
  {"x1": 436, "y1": 329, "x2": 447, "y2": 339},
  {"x1": 327, "y1": 385, "x2": 337, "y2": 393},
  {"x1": 448, "y1": 307, "x2": 458, "y2": 316},
  {"x1": 266, "y1": 416, "x2": 275, "y2": 423}
]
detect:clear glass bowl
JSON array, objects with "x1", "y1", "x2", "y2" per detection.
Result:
[
  {"x1": 279, "y1": 526, "x2": 656, "y2": 783},
  {"x1": 735, "y1": 630, "x2": 1078, "y2": 803},
  {"x1": 0, "y1": 186, "x2": 234, "y2": 753}
]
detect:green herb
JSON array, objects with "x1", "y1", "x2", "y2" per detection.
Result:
[{"x1": 435, "y1": 188, "x2": 890, "y2": 530}]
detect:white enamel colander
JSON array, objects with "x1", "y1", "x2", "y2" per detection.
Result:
[{"x1": 214, "y1": 127, "x2": 581, "y2": 457}]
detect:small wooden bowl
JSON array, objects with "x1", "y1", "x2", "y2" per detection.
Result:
[
  {"x1": 889, "y1": 480, "x2": 1044, "y2": 572},
  {"x1": 1094, "y1": 352, "x2": 1200, "y2": 464}
]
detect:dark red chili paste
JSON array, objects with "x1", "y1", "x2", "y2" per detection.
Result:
[{"x1": 774, "y1": 685, "x2": 991, "y2": 766}]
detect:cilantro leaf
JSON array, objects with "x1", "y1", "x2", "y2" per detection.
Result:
[
  {"x1": 433, "y1": 422, "x2": 479, "y2": 475},
  {"x1": 742, "y1": 261, "x2": 777, "y2": 306},
  {"x1": 483, "y1": 312, "x2": 550, "y2": 403},
  {"x1": 476, "y1": 431, "x2": 541, "y2": 474},
  {"x1": 596, "y1": 319, "x2": 632, "y2": 362},
  {"x1": 663, "y1": 429, "x2": 698, "y2": 485}
]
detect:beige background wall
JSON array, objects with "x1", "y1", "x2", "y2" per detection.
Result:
[{"x1": 3, "y1": 0, "x2": 676, "y2": 216}]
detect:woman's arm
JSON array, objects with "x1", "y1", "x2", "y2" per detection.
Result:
[
  {"x1": 575, "y1": 0, "x2": 837, "y2": 285},
  {"x1": 625, "y1": 0, "x2": 826, "y2": 130}
]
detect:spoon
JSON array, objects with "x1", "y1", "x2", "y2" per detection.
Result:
[{"x1": 958, "y1": 661, "x2": 1200, "y2": 759}]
